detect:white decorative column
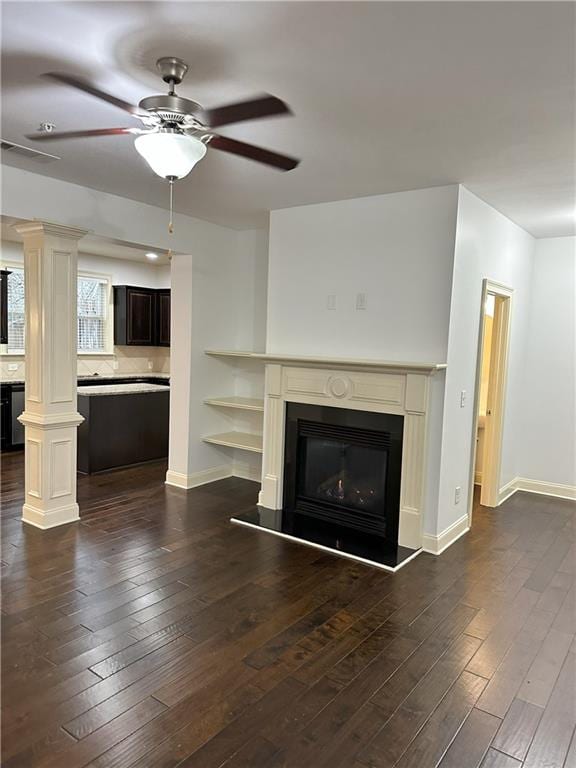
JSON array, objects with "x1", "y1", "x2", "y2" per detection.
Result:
[
  {"x1": 15, "y1": 221, "x2": 88, "y2": 529},
  {"x1": 258, "y1": 364, "x2": 285, "y2": 508},
  {"x1": 165, "y1": 253, "x2": 195, "y2": 488}
]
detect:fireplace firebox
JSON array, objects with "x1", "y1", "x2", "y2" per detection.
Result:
[{"x1": 282, "y1": 403, "x2": 404, "y2": 557}]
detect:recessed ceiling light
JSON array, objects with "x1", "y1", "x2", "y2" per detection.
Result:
[{"x1": 145, "y1": 252, "x2": 159, "y2": 260}]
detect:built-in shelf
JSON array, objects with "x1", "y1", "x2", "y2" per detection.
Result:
[
  {"x1": 204, "y1": 396, "x2": 264, "y2": 412},
  {"x1": 205, "y1": 349, "x2": 262, "y2": 359},
  {"x1": 202, "y1": 431, "x2": 263, "y2": 453}
]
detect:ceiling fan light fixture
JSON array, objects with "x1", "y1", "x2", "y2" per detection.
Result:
[{"x1": 134, "y1": 132, "x2": 206, "y2": 180}]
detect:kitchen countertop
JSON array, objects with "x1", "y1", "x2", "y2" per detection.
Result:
[
  {"x1": 1, "y1": 373, "x2": 170, "y2": 386},
  {"x1": 78, "y1": 383, "x2": 170, "y2": 397}
]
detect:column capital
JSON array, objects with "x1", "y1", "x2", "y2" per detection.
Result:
[{"x1": 14, "y1": 220, "x2": 90, "y2": 241}]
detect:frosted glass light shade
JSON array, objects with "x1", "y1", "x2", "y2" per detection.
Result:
[{"x1": 134, "y1": 132, "x2": 207, "y2": 179}]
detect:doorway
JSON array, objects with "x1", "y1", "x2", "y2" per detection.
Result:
[{"x1": 469, "y1": 280, "x2": 513, "y2": 518}]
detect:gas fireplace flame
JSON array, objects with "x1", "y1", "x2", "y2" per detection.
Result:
[{"x1": 320, "y1": 473, "x2": 376, "y2": 507}]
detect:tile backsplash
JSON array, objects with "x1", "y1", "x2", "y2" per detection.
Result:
[{"x1": 1, "y1": 346, "x2": 170, "y2": 381}]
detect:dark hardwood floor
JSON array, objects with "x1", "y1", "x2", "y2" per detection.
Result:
[{"x1": 1, "y1": 450, "x2": 575, "y2": 768}]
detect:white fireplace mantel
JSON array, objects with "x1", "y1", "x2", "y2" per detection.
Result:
[
  {"x1": 252, "y1": 352, "x2": 446, "y2": 375},
  {"x1": 258, "y1": 355, "x2": 446, "y2": 551}
]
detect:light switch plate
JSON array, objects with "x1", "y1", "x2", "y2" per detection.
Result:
[
  {"x1": 327, "y1": 294, "x2": 336, "y2": 310},
  {"x1": 460, "y1": 390, "x2": 467, "y2": 408},
  {"x1": 455, "y1": 486, "x2": 462, "y2": 504},
  {"x1": 356, "y1": 292, "x2": 367, "y2": 310}
]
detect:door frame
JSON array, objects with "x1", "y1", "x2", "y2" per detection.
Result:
[{"x1": 468, "y1": 279, "x2": 514, "y2": 522}]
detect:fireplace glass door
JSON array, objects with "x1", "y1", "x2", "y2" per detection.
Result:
[
  {"x1": 298, "y1": 436, "x2": 387, "y2": 517},
  {"x1": 283, "y1": 403, "x2": 404, "y2": 550}
]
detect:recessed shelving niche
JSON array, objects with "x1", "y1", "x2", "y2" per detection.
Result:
[{"x1": 203, "y1": 349, "x2": 264, "y2": 462}]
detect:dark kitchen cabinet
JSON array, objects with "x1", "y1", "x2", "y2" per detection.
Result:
[
  {"x1": 1, "y1": 269, "x2": 10, "y2": 345},
  {"x1": 113, "y1": 286, "x2": 170, "y2": 346},
  {"x1": 157, "y1": 290, "x2": 171, "y2": 347},
  {"x1": 0, "y1": 385, "x2": 10, "y2": 451},
  {"x1": 0, "y1": 382, "x2": 24, "y2": 453}
]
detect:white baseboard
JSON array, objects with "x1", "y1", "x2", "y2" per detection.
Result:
[
  {"x1": 165, "y1": 465, "x2": 232, "y2": 490},
  {"x1": 498, "y1": 476, "x2": 576, "y2": 503},
  {"x1": 422, "y1": 513, "x2": 469, "y2": 556},
  {"x1": 497, "y1": 477, "x2": 518, "y2": 504},
  {"x1": 232, "y1": 460, "x2": 262, "y2": 483}
]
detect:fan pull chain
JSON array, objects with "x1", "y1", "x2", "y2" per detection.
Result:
[{"x1": 168, "y1": 179, "x2": 174, "y2": 234}]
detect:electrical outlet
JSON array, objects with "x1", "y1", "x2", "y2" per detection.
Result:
[
  {"x1": 460, "y1": 390, "x2": 467, "y2": 408},
  {"x1": 8, "y1": 363, "x2": 18, "y2": 371},
  {"x1": 147, "y1": 360, "x2": 153, "y2": 370},
  {"x1": 455, "y1": 486, "x2": 462, "y2": 504},
  {"x1": 112, "y1": 360, "x2": 119, "y2": 371},
  {"x1": 327, "y1": 294, "x2": 336, "y2": 310},
  {"x1": 356, "y1": 292, "x2": 367, "y2": 310}
]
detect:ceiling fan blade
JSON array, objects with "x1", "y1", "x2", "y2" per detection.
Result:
[
  {"x1": 26, "y1": 127, "x2": 135, "y2": 141},
  {"x1": 44, "y1": 72, "x2": 148, "y2": 118},
  {"x1": 204, "y1": 94, "x2": 292, "y2": 128},
  {"x1": 209, "y1": 135, "x2": 299, "y2": 171}
]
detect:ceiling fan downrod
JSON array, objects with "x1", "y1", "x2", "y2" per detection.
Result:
[{"x1": 167, "y1": 175, "x2": 176, "y2": 234}]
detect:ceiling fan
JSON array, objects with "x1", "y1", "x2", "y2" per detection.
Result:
[
  {"x1": 28, "y1": 56, "x2": 299, "y2": 174},
  {"x1": 27, "y1": 57, "x2": 299, "y2": 232}
]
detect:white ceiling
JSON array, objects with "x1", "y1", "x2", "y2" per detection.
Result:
[{"x1": 1, "y1": 1, "x2": 574, "y2": 237}]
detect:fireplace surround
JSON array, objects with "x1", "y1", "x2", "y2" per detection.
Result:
[{"x1": 232, "y1": 353, "x2": 446, "y2": 571}]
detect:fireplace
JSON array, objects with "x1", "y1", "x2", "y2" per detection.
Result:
[
  {"x1": 282, "y1": 403, "x2": 403, "y2": 558},
  {"x1": 231, "y1": 356, "x2": 442, "y2": 570}
]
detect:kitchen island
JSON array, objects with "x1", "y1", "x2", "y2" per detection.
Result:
[{"x1": 77, "y1": 382, "x2": 169, "y2": 473}]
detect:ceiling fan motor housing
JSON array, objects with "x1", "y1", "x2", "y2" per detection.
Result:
[
  {"x1": 138, "y1": 94, "x2": 204, "y2": 125},
  {"x1": 156, "y1": 57, "x2": 188, "y2": 86}
]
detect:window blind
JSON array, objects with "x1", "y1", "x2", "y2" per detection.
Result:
[
  {"x1": 7, "y1": 268, "x2": 25, "y2": 353},
  {"x1": 77, "y1": 276, "x2": 107, "y2": 352},
  {"x1": 6, "y1": 269, "x2": 109, "y2": 353}
]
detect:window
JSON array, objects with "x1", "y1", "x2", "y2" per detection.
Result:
[
  {"x1": 5, "y1": 268, "x2": 111, "y2": 354},
  {"x1": 77, "y1": 276, "x2": 108, "y2": 353},
  {"x1": 6, "y1": 268, "x2": 25, "y2": 353}
]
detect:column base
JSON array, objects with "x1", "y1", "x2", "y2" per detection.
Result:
[
  {"x1": 259, "y1": 474, "x2": 280, "y2": 509},
  {"x1": 22, "y1": 502, "x2": 80, "y2": 529}
]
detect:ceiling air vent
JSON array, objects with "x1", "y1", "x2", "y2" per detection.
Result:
[{"x1": 1, "y1": 139, "x2": 60, "y2": 163}]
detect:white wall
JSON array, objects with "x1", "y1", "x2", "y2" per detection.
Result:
[
  {"x1": 168, "y1": 230, "x2": 268, "y2": 484},
  {"x1": 191, "y1": 231, "x2": 267, "y2": 474},
  {"x1": 436, "y1": 187, "x2": 535, "y2": 533},
  {"x1": 2, "y1": 165, "x2": 235, "y2": 257},
  {"x1": 237, "y1": 228, "x2": 269, "y2": 355},
  {"x1": 517, "y1": 237, "x2": 576, "y2": 487},
  {"x1": 267, "y1": 185, "x2": 459, "y2": 362}
]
